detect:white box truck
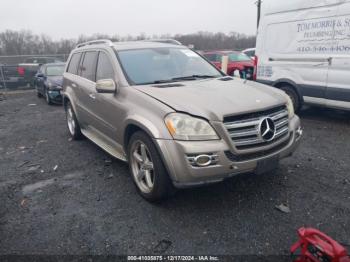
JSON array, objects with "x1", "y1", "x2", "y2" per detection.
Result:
[{"x1": 255, "y1": 0, "x2": 350, "y2": 111}]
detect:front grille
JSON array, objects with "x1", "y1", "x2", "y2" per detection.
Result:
[
  {"x1": 225, "y1": 134, "x2": 292, "y2": 162},
  {"x1": 224, "y1": 105, "x2": 289, "y2": 151}
]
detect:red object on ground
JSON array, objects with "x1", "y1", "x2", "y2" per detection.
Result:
[{"x1": 291, "y1": 227, "x2": 350, "y2": 262}]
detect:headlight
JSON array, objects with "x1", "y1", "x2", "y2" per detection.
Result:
[
  {"x1": 165, "y1": 113, "x2": 219, "y2": 141},
  {"x1": 285, "y1": 95, "x2": 295, "y2": 119}
]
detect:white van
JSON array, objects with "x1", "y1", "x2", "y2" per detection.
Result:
[{"x1": 256, "y1": 0, "x2": 350, "y2": 111}]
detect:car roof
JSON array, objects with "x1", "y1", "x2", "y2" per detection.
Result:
[
  {"x1": 75, "y1": 41, "x2": 186, "y2": 52},
  {"x1": 203, "y1": 50, "x2": 241, "y2": 54},
  {"x1": 43, "y1": 62, "x2": 66, "y2": 66},
  {"x1": 113, "y1": 41, "x2": 185, "y2": 50}
]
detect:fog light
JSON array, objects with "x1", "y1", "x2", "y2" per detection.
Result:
[
  {"x1": 195, "y1": 155, "x2": 212, "y2": 167},
  {"x1": 187, "y1": 154, "x2": 219, "y2": 167}
]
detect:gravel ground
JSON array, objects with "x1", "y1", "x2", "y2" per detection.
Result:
[{"x1": 0, "y1": 90, "x2": 349, "y2": 256}]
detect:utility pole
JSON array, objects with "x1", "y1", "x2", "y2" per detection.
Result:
[{"x1": 256, "y1": 0, "x2": 262, "y2": 29}]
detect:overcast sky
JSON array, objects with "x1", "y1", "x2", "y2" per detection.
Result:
[{"x1": 1, "y1": 0, "x2": 258, "y2": 39}]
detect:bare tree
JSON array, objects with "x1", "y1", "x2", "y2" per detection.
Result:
[{"x1": 0, "y1": 30, "x2": 256, "y2": 57}]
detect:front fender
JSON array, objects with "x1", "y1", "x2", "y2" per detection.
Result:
[{"x1": 123, "y1": 115, "x2": 172, "y2": 141}]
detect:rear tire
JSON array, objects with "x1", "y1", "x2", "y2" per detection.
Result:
[
  {"x1": 127, "y1": 131, "x2": 176, "y2": 202},
  {"x1": 279, "y1": 85, "x2": 301, "y2": 113},
  {"x1": 65, "y1": 101, "x2": 83, "y2": 140}
]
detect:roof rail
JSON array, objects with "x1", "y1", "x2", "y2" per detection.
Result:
[
  {"x1": 76, "y1": 39, "x2": 114, "y2": 49},
  {"x1": 142, "y1": 39, "x2": 182, "y2": 45}
]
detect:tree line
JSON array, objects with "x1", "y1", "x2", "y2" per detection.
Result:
[{"x1": 0, "y1": 30, "x2": 256, "y2": 56}]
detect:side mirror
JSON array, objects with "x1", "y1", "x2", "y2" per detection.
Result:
[{"x1": 95, "y1": 79, "x2": 116, "y2": 94}]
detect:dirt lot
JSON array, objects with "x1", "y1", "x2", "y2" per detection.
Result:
[{"x1": 0, "y1": 90, "x2": 349, "y2": 256}]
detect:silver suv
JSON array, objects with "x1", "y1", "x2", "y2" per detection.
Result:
[{"x1": 62, "y1": 39, "x2": 302, "y2": 201}]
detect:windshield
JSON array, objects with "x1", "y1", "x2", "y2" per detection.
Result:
[
  {"x1": 228, "y1": 53, "x2": 251, "y2": 62},
  {"x1": 46, "y1": 65, "x2": 65, "y2": 76},
  {"x1": 117, "y1": 48, "x2": 222, "y2": 85}
]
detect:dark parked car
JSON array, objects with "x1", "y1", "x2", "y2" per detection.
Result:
[
  {"x1": 34, "y1": 63, "x2": 65, "y2": 104},
  {"x1": 19, "y1": 57, "x2": 63, "y2": 87},
  {"x1": 202, "y1": 51, "x2": 255, "y2": 80},
  {"x1": 0, "y1": 63, "x2": 26, "y2": 89}
]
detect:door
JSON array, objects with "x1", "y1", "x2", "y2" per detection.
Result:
[
  {"x1": 325, "y1": 3, "x2": 350, "y2": 109},
  {"x1": 76, "y1": 51, "x2": 99, "y2": 129},
  {"x1": 90, "y1": 51, "x2": 123, "y2": 144},
  {"x1": 35, "y1": 65, "x2": 46, "y2": 94}
]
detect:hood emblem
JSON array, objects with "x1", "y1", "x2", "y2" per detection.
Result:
[{"x1": 259, "y1": 117, "x2": 276, "y2": 142}]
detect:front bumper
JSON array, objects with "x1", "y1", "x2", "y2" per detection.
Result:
[
  {"x1": 47, "y1": 89, "x2": 63, "y2": 103},
  {"x1": 155, "y1": 115, "x2": 302, "y2": 188}
]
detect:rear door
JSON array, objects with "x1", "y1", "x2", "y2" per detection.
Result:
[
  {"x1": 65, "y1": 52, "x2": 84, "y2": 119},
  {"x1": 325, "y1": 1, "x2": 350, "y2": 109}
]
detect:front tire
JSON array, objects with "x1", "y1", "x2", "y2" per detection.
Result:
[
  {"x1": 45, "y1": 88, "x2": 52, "y2": 105},
  {"x1": 128, "y1": 131, "x2": 175, "y2": 202},
  {"x1": 65, "y1": 101, "x2": 83, "y2": 140}
]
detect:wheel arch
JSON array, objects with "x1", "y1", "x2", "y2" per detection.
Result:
[
  {"x1": 123, "y1": 118, "x2": 169, "y2": 151},
  {"x1": 272, "y1": 79, "x2": 303, "y2": 103}
]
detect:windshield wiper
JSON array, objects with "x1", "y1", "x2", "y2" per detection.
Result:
[
  {"x1": 172, "y1": 75, "x2": 219, "y2": 81},
  {"x1": 147, "y1": 75, "x2": 219, "y2": 85}
]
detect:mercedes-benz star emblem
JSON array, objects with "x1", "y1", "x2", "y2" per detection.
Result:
[{"x1": 259, "y1": 117, "x2": 276, "y2": 142}]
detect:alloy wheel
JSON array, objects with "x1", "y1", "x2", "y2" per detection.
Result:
[
  {"x1": 130, "y1": 141, "x2": 155, "y2": 194},
  {"x1": 67, "y1": 106, "x2": 76, "y2": 136}
]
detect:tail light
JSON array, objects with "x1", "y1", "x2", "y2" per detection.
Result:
[
  {"x1": 17, "y1": 67, "x2": 25, "y2": 76},
  {"x1": 253, "y1": 55, "x2": 258, "y2": 81}
]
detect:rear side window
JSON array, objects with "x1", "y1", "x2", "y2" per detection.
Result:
[
  {"x1": 67, "y1": 53, "x2": 82, "y2": 75},
  {"x1": 96, "y1": 52, "x2": 114, "y2": 81},
  {"x1": 80, "y1": 51, "x2": 98, "y2": 82}
]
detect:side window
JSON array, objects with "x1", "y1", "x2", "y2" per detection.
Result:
[
  {"x1": 204, "y1": 54, "x2": 216, "y2": 62},
  {"x1": 38, "y1": 65, "x2": 45, "y2": 74},
  {"x1": 96, "y1": 52, "x2": 115, "y2": 81},
  {"x1": 215, "y1": 54, "x2": 223, "y2": 62},
  {"x1": 67, "y1": 53, "x2": 82, "y2": 75},
  {"x1": 80, "y1": 51, "x2": 98, "y2": 82}
]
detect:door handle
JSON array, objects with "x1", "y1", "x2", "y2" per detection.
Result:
[{"x1": 89, "y1": 93, "x2": 96, "y2": 99}]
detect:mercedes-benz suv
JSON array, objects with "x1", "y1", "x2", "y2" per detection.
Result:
[{"x1": 62, "y1": 39, "x2": 302, "y2": 201}]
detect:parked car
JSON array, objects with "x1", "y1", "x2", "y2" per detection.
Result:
[
  {"x1": 242, "y1": 48, "x2": 256, "y2": 59},
  {"x1": 19, "y1": 57, "x2": 63, "y2": 87},
  {"x1": 63, "y1": 40, "x2": 302, "y2": 201},
  {"x1": 34, "y1": 63, "x2": 65, "y2": 104},
  {"x1": 0, "y1": 63, "x2": 25, "y2": 89},
  {"x1": 256, "y1": 0, "x2": 350, "y2": 112},
  {"x1": 202, "y1": 51, "x2": 255, "y2": 80}
]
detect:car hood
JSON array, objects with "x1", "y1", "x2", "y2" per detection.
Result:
[
  {"x1": 46, "y1": 76, "x2": 63, "y2": 86},
  {"x1": 134, "y1": 78, "x2": 287, "y2": 121}
]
